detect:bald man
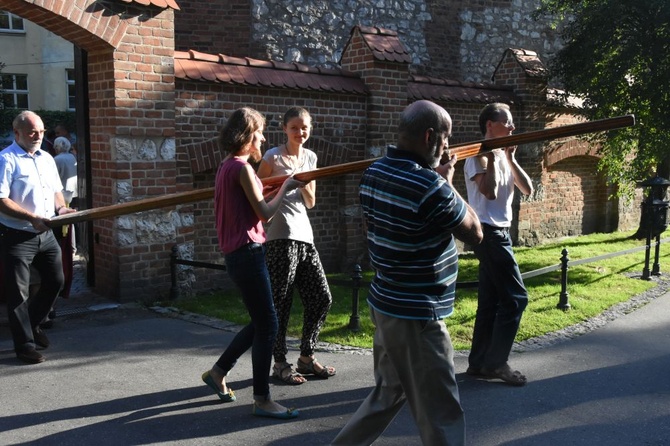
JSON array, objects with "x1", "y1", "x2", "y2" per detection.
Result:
[{"x1": 332, "y1": 100, "x2": 482, "y2": 446}]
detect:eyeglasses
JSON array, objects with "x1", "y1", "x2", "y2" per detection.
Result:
[{"x1": 495, "y1": 120, "x2": 515, "y2": 129}]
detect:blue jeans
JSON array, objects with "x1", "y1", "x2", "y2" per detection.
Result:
[
  {"x1": 1, "y1": 227, "x2": 63, "y2": 352},
  {"x1": 469, "y1": 224, "x2": 528, "y2": 370},
  {"x1": 216, "y1": 243, "x2": 278, "y2": 398}
]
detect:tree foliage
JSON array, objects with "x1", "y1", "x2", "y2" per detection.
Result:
[{"x1": 535, "y1": 0, "x2": 670, "y2": 196}]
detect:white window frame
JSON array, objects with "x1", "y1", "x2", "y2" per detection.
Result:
[
  {"x1": 66, "y1": 69, "x2": 76, "y2": 111},
  {"x1": 1, "y1": 74, "x2": 29, "y2": 109},
  {"x1": 0, "y1": 11, "x2": 25, "y2": 33}
]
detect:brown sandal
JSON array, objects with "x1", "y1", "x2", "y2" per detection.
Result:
[
  {"x1": 272, "y1": 362, "x2": 305, "y2": 385},
  {"x1": 481, "y1": 364, "x2": 527, "y2": 387},
  {"x1": 296, "y1": 357, "x2": 336, "y2": 379}
]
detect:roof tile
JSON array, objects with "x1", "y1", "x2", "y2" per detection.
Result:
[
  {"x1": 353, "y1": 25, "x2": 412, "y2": 64},
  {"x1": 226, "y1": 65, "x2": 247, "y2": 85},
  {"x1": 211, "y1": 64, "x2": 231, "y2": 83},
  {"x1": 494, "y1": 48, "x2": 549, "y2": 79},
  {"x1": 199, "y1": 63, "x2": 218, "y2": 82},
  {"x1": 408, "y1": 75, "x2": 516, "y2": 104},
  {"x1": 174, "y1": 50, "x2": 366, "y2": 95},
  {"x1": 116, "y1": 0, "x2": 180, "y2": 10}
]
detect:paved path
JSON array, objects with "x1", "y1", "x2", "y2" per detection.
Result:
[{"x1": 1, "y1": 264, "x2": 670, "y2": 445}]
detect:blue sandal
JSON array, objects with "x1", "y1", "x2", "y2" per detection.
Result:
[
  {"x1": 201, "y1": 370, "x2": 236, "y2": 402},
  {"x1": 252, "y1": 403, "x2": 299, "y2": 419}
]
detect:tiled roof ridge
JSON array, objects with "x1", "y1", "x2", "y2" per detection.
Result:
[
  {"x1": 175, "y1": 50, "x2": 361, "y2": 79},
  {"x1": 351, "y1": 25, "x2": 412, "y2": 64},
  {"x1": 356, "y1": 25, "x2": 400, "y2": 37},
  {"x1": 408, "y1": 74, "x2": 517, "y2": 105},
  {"x1": 117, "y1": 0, "x2": 181, "y2": 10},
  {"x1": 174, "y1": 50, "x2": 366, "y2": 95},
  {"x1": 410, "y1": 74, "x2": 514, "y2": 91},
  {"x1": 495, "y1": 47, "x2": 549, "y2": 79}
]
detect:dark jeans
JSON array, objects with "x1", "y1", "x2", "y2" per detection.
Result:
[
  {"x1": 216, "y1": 242, "x2": 278, "y2": 398},
  {"x1": 469, "y1": 224, "x2": 528, "y2": 370},
  {"x1": 1, "y1": 227, "x2": 63, "y2": 352}
]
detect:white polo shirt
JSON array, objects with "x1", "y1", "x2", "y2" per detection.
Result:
[{"x1": 0, "y1": 142, "x2": 63, "y2": 232}]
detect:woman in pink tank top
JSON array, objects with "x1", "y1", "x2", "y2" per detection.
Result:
[{"x1": 201, "y1": 107, "x2": 304, "y2": 420}]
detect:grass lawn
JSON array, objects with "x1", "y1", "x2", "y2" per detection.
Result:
[{"x1": 158, "y1": 230, "x2": 669, "y2": 351}]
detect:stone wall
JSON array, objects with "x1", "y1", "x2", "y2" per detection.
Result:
[{"x1": 221, "y1": 0, "x2": 565, "y2": 83}]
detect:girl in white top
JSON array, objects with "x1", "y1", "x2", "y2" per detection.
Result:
[{"x1": 256, "y1": 107, "x2": 336, "y2": 385}]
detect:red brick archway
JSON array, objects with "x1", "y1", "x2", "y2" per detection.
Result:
[{"x1": 0, "y1": 0, "x2": 179, "y2": 301}]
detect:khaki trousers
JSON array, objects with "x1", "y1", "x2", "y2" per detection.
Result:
[{"x1": 332, "y1": 308, "x2": 465, "y2": 446}]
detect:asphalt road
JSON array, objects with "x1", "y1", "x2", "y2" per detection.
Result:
[{"x1": 1, "y1": 284, "x2": 670, "y2": 445}]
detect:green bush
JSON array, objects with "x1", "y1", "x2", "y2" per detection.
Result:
[{"x1": 0, "y1": 108, "x2": 75, "y2": 133}]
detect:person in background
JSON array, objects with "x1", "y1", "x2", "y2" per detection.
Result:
[
  {"x1": 51, "y1": 135, "x2": 77, "y2": 305},
  {"x1": 53, "y1": 136, "x2": 77, "y2": 210},
  {"x1": 0, "y1": 111, "x2": 76, "y2": 364},
  {"x1": 201, "y1": 107, "x2": 304, "y2": 419},
  {"x1": 332, "y1": 100, "x2": 482, "y2": 446},
  {"x1": 54, "y1": 123, "x2": 76, "y2": 157},
  {"x1": 41, "y1": 128, "x2": 56, "y2": 157},
  {"x1": 256, "y1": 107, "x2": 335, "y2": 385},
  {"x1": 464, "y1": 102, "x2": 534, "y2": 386}
]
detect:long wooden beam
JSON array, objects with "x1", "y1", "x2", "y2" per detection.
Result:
[
  {"x1": 48, "y1": 114, "x2": 634, "y2": 227},
  {"x1": 260, "y1": 114, "x2": 635, "y2": 187}
]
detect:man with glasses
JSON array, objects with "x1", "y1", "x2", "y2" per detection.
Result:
[
  {"x1": 0, "y1": 111, "x2": 75, "y2": 364},
  {"x1": 464, "y1": 102, "x2": 534, "y2": 386}
]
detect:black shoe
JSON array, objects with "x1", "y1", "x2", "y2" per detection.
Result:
[
  {"x1": 33, "y1": 327, "x2": 50, "y2": 349},
  {"x1": 466, "y1": 366, "x2": 484, "y2": 376},
  {"x1": 40, "y1": 310, "x2": 56, "y2": 329},
  {"x1": 40, "y1": 319, "x2": 54, "y2": 329},
  {"x1": 17, "y1": 348, "x2": 45, "y2": 364}
]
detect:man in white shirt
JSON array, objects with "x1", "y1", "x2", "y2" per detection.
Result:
[
  {"x1": 0, "y1": 111, "x2": 75, "y2": 364},
  {"x1": 464, "y1": 103, "x2": 533, "y2": 386}
]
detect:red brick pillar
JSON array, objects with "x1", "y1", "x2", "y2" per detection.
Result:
[
  {"x1": 86, "y1": 10, "x2": 178, "y2": 301},
  {"x1": 340, "y1": 26, "x2": 410, "y2": 269},
  {"x1": 492, "y1": 48, "x2": 549, "y2": 244}
]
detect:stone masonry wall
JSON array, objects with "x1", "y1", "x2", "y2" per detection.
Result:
[
  {"x1": 174, "y1": 0, "x2": 562, "y2": 83},
  {"x1": 236, "y1": 0, "x2": 562, "y2": 83}
]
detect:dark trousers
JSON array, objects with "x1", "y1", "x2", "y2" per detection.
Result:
[
  {"x1": 1, "y1": 227, "x2": 63, "y2": 352},
  {"x1": 216, "y1": 243, "x2": 278, "y2": 398},
  {"x1": 469, "y1": 224, "x2": 528, "y2": 369}
]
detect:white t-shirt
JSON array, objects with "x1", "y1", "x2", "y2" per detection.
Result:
[
  {"x1": 463, "y1": 150, "x2": 514, "y2": 227},
  {"x1": 261, "y1": 146, "x2": 317, "y2": 243}
]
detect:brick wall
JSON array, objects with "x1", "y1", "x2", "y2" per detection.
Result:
[
  {"x1": 537, "y1": 156, "x2": 610, "y2": 238},
  {"x1": 175, "y1": 81, "x2": 368, "y2": 289},
  {"x1": 5, "y1": 1, "x2": 179, "y2": 301}
]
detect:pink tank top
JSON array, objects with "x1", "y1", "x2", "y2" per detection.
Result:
[{"x1": 215, "y1": 157, "x2": 266, "y2": 254}]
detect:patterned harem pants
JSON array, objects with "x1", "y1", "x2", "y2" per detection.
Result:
[{"x1": 265, "y1": 239, "x2": 332, "y2": 362}]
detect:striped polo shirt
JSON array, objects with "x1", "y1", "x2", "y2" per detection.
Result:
[{"x1": 359, "y1": 146, "x2": 467, "y2": 320}]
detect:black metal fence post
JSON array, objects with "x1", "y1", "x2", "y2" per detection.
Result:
[
  {"x1": 170, "y1": 245, "x2": 179, "y2": 300},
  {"x1": 642, "y1": 229, "x2": 652, "y2": 280},
  {"x1": 557, "y1": 248, "x2": 571, "y2": 310},
  {"x1": 652, "y1": 234, "x2": 662, "y2": 275},
  {"x1": 348, "y1": 264, "x2": 362, "y2": 331}
]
